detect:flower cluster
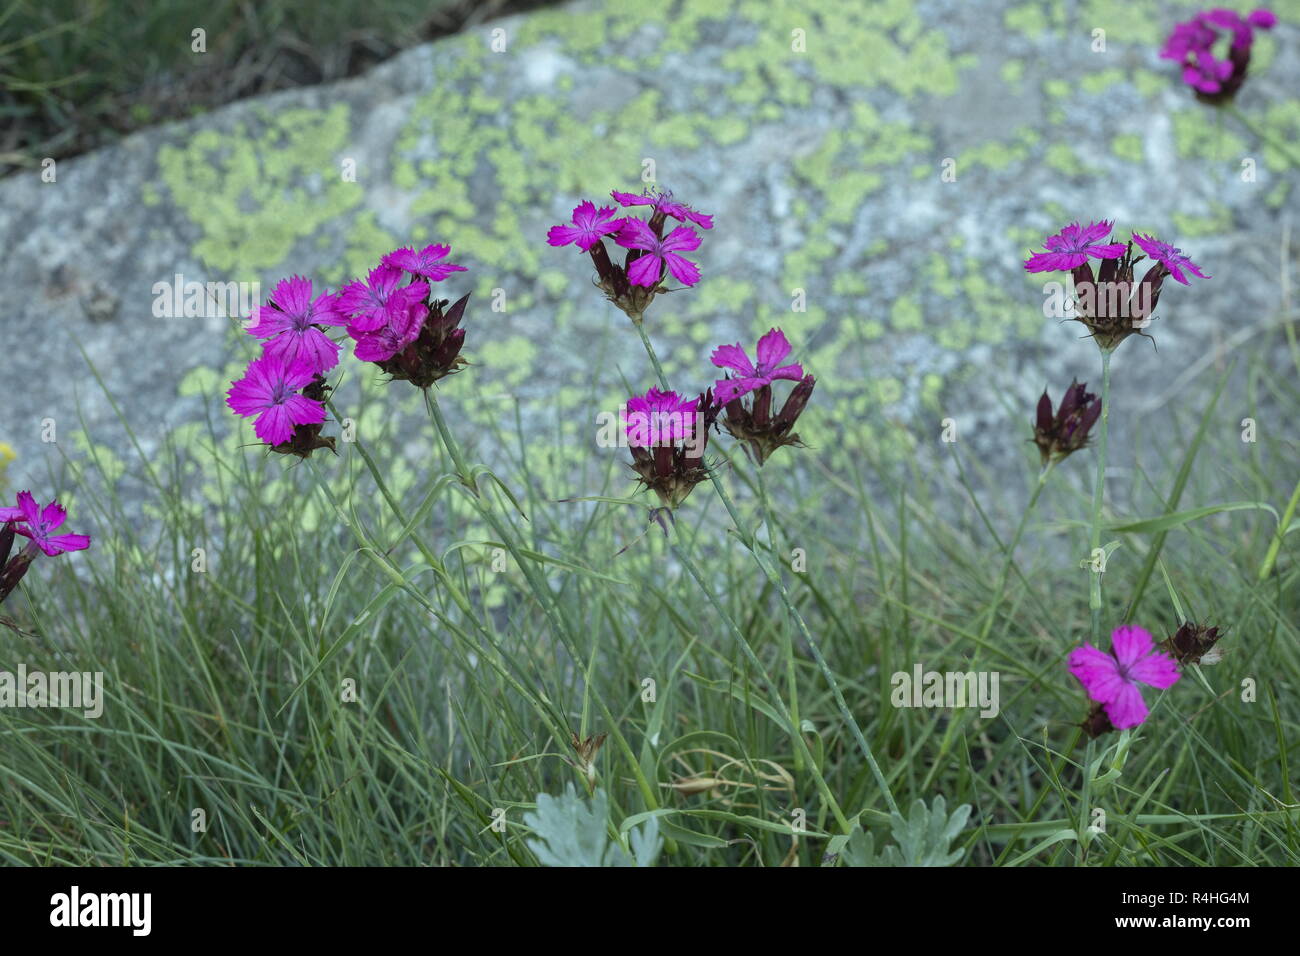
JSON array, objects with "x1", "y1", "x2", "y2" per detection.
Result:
[
  {"x1": 338, "y1": 245, "x2": 471, "y2": 387},
  {"x1": 550, "y1": 189, "x2": 814, "y2": 507},
  {"x1": 711, "y1": 328, "x2": 816, "y2": 466},
  {"x1": 227, "y1": 244, "x2": 471, "y2": 453},
  {"x1": 1025, "y1": 220, "x2": 1207, "y2": 351},
  {"x1": 617, "y1": 328, "x2": 816, "y2": 509},
  {"x1": 228, "y1": 276, "x2": 339, "y2": 456},
  {"x1": 622, "y1": 388, "x2": 714, "y2": 509},
  {"x1": 548, "y1": 188, "x2": 712, "y2": 321},
  {"x1": 0, "y1": 491, "x2": 90, "y2": 604},
  {"x1": 1160, "y1": 8, "x2": 1277, "y2": 104}
]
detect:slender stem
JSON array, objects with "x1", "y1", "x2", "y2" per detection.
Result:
[
  {"x1": 324, "y1": 397, "x2": 449, "y2": 581},
  {"x1": 1227, "y1": 105, "x2": 1300, "y2": 171},
  {"x1": 668, "y1": 527, "x2": 852, "y2": 833},
  {"x1": 632, "y1": 317, "x2": 670, "y2": 389},
  {"x1": 993, "y1": 725, "x2": 1083, "y2": 865},
  {"x1": 1088, "y1": 349, "x2": 1113, "y2": 647},
  {"x1": 423, "y1": 391, "x2": 678, "y2": 847},
  {"x1": 977, "y1": 463, "x2": 1054, "y2": 644},
  {"x1": 630, "y1": 319, "x2": 899, "y2": 815},
  {"x1": 1260, "y1": 476, "x2": 1300, "y2": 581},
  {"x1": 426, "y1": 391, "x2": 478, "y2": 493},
  {"x1": 1075, "y1": 738, "x2": 1097, "y2": 866},
  {"x1": 756, "y1": 464, "x2": 802, "y2": 773}
]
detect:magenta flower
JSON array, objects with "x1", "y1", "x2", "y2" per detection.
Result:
[
  {"x1": 1160, "y1": 9, "x2": 1276, "y2": 100},
  {"x1": 1130, "y1": 233, "x2": 1208, "y2": 285},
  {"x1": 611, "y1": 189, "x2": 714, "y2": 229},
  {"x1": 0, "y1": 491, "x2": 90, "y2": 556},
  {"x1": 381, "y1": 244, "x2": 467, "y2": 282},
  {"x1": 1069, "y1": 625, "x2": 1181, "y2": 730},
  {"x1": 337, "y1": 265, "x2": 429, "y2": 333},
  {"x1": 352, "y1": 302, "x2": 428, "y2": 363},
  {"x1": 245, "y1": 276, "x2": 346, "y2": 374},
  {"x1": 624, "y1": 388, "x2": 700, "y2": 447},
  {"x1": 226, "y1": 354, "x2": 326, "y2": 446},
  {"x1": 616, "y1": 219, "x2": 702, "y2": 287},
  {"x1": 622, "y1": 388, "x2": 714, "y2": 509},
  {"x1": 1024, "y1": 221, "x2": 1128, "y2": 273},
  {"x1": 547, "y1": 201, "x2": 625, "y2": 252},
  {"x1": 710, "y1": 328, "x2": 805, "y2": 406}
]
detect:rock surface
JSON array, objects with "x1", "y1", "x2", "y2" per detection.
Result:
[{"x1": 1, "y1": 0, "x2": 1296, "y2": 528}]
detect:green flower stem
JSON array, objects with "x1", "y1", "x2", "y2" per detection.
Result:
[
  {"x1": 993, "y1": 724, "x2": 1083, "y2": 865},
  {"x1": 422, "y1": 391, "x2": 675, "y2": 849},
  {"x1": 303, "y1": 457, "x2": 568, "y2": 746},
  {"x1": 632, "y1": 317, "x2": 899, "y2": 816},
  {"x1": 1088, "y1": 349, "x2": 1113, "y2": 647},
  {"x1": 1226, "y1": 105, "x2": 1300, "y2": 171},
  {"x1": 1259, "y1": 476, "x2": 1300, "y2": 581},
  {"x1": 425, "y1": 392, "x2": 478, "y2": 493},
  {"x1": 934, "y1": 461, "x2": 1056, "y2": 776},
  {"x1": 978, "y1": 462, "x2": 1055, "y2": 644},
  {"x1": 755, "y1": 462, "x2": 802, "y2": 773},
  {"x1": 667, "y1": 527, "x2": 852, "y2": 834},
  {"x1": 324, "y1": 398, "x2": 451, "y2": 586},
  {"x1": 631, "y1": 316, "x2": 668, "y2": 385}
]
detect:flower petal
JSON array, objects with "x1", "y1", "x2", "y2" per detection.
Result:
[
  {"x1": 755, "y1": 328, "x2": 792, "y2": 371},
  {"x1": 626, "y1": 253, "x2": 663, "y2": 287},
  {"x1": 1103, "y1": 681, "x2": 1150, "y2": 729},
  {"x1": 1110, "y1": 625, "x2": 1156, "y2": 670},
  {"x1": 1127, "y1": 650, "x2": 1181, "y2": 690},
  {"x1": 710, "y1": 344, "x2": 756, "y2": 376},
  {"x1": 1068, "y1": 643, "x2": 1126, "y2": 703},
  {"x1": 662, "y1": 252, "x2": 700, "y2": 286}
]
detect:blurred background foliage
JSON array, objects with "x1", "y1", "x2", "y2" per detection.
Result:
[{"x1": 0, "y1": 0, "x2": 558, "y2": 175}]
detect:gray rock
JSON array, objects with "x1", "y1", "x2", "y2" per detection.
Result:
[{"x1": 0, "y1": 0, "x2": 1294, "y2": 539}]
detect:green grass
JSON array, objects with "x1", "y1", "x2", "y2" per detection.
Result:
[
  {"x1": 1, "y1": 311, "x2": 1297, "y2": 867},
  {"x1": 0, "y1": 0, "x2": 551, "y2": 174}
]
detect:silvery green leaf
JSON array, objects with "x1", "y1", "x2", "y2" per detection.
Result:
[
  {"x1": 628, "y1": 814, "x2": 663, "y2": 867},
  {"x1": 522, "y1": 784, "x2": 632, "y2": 867},
  {"x1": 884, "y1": 795, "x2": 971, "y2": 867},
  {"x1": 837, "y1": 823, "x2": 880, "y2": 867}
]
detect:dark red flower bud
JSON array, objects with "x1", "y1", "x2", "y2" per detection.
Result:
[
  {"x1": 1081, "y1": 701, "x2": 1116, "y2": 739},
  {"x1": 1159, "y1": 621, "x2": 1223, "y2": 666},
  {"x1": 0, "y1": 520, "x2": 13, "y2": 570},
  {"x1": 0, "y1": 544, "x2": 36, "y2": 605},
  {"x1": 270, "y1": 375, "x2": 337, "y2": 459},
  {"x1": 1032, "y1": 380, "x2": 1101, "y2": 466},
  {"x1": 717, "y1": 375, "x2": 816, "y2": 466},
  {"x1": 377, "y1": 293, "x2": 471, "y2": 388}
]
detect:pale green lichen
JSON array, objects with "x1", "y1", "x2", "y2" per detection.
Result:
[
  {"x1": 145, "y1": 0, "x2": 1292, "y2": 509},
  {"x1": 1111, "y1": 133, "x2": 1145, "y2": 163},
  {"x1": 157, "y1": 105, "x2": 359, "y2": 276}
]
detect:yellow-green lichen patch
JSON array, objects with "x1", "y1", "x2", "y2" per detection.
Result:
[
  {"x1": 1079, "y1": 0, "x2": 1166, "y2": 48},
  {"x1": 1000, "y1": 60, "x2": 1026, "y2": 88},
  {"x1": 890, "y1": 297, "x2": 924, "y2": 333},
  {"x1": 1111, "y1": 133, "x2": 1145, "y2": 163},
  {"x1": 1172, "y1": 202, "x2": 1234, "y2": 237},
  {"x1": 157, "y1": 105, "x2": 360, "y2": 276},
  {"x1": 1004, "y1": 2, "x2": 1063, "y2": 38},
  {"x1": 1080, "y1": 68, "x2": 1127, "y2": 95},
  {"x1": 1172, "y1": 108, "x2": 1247, "y2": 161}
]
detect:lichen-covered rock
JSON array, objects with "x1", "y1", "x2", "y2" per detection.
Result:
[{"x1": 1, "y1": 0, "x2": 1296, "y2": 526}]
